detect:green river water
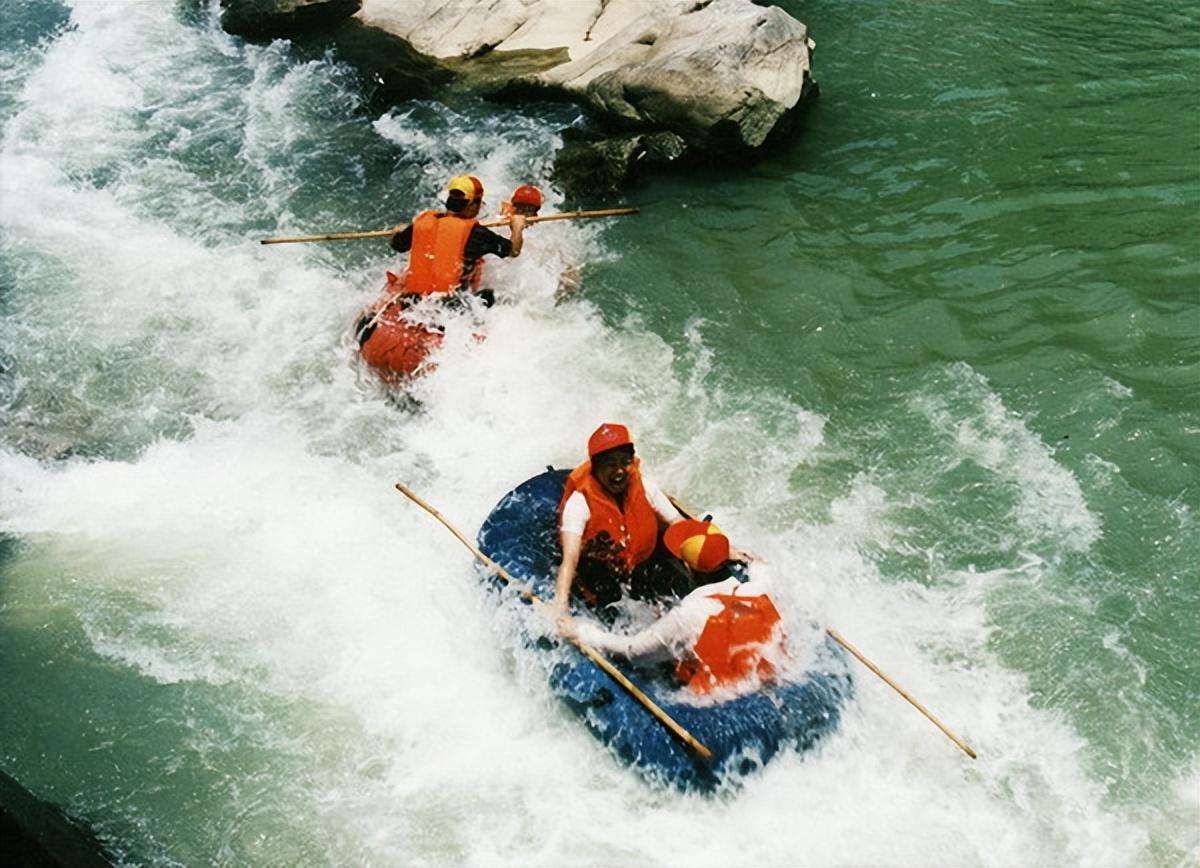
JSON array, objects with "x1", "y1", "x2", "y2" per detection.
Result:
[{"x1": 0, "y1": 0, "x2": 1196, "y2": 864}]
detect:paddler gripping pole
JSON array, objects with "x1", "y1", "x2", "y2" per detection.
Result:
[
  {"x1": 393, "y1": 482, "x2": 714, "y2": 761},
  {"x1": 665, "y1": 495, "x2": 977, "y2": 760},
  {"x1": 260, "y1": 208, "x2": 639, "y2": 245}
]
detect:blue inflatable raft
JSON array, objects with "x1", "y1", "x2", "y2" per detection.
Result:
[{"x1": 477, "y1": 469, "x2": 852, "y2": 791}]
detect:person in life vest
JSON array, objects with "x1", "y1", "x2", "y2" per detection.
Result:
[
  {"x1": 559, "y1": 520, "x2": 786, "y2": 696},
  {"x1": 553, "y1": 423, "x2": 691, "y2": 623},
  {"x1": 388, "y1": 174, "x2": 525, "y2": 308},
  {"x1": 501, "y1": 184, "x2": 543, "y2": 218}
]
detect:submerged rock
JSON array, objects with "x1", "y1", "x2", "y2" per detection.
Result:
[
  {"x1": 0, "y1": 770, "x2": 114, "y2": 867},
  {"x1": 220, "y1": 0, "x2": 363, "y2": 40},
  {"x1": 552, "y1": 128, "x2": 688, "y2": 195},
  {"x1": 316, "y1": 19, "x2": 457, "y2": 109}
]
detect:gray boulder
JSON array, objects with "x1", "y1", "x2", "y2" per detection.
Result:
[
  {"x1": 220, "y1": 0, "x2": 363, "y2": 40},
  {"x1": 537, "y1": 0, "x2": 814, "y2": 151},
  {"x1": 357, "y1": 0, "x2": 816, "y2": 152}
]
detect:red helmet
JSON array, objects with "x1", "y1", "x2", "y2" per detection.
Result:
[
  {"x1": 587, "y1": 423, "x2": 632, "y2": 457},
  {"x1": 510, "y1": 184, "x2": 543, "y2": 208}
]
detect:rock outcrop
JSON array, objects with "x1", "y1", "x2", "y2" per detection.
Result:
[
  {"x1": 356, "y1": 0, "x2": 814, "y2": 148},
  {"x1": 221, "y1": 0, "x2": 818, "y2": 193},
  {"x1": 220, "y1": 0, "x2": 363, "y2": 40},
  {"x1": 538, "y1": 0, "x2": 814, "y2": 151}
]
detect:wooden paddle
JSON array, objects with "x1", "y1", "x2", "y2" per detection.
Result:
[
  {"x1": 260, "y1": 207, "x2": 639, "y2": 245},
  {"x1": 665, "y1": 494, "x2": 977, "y2": 759},
  {"x1": 824, "y1": 628, "x2": 977, "y2": 758},
  {"x1": 394, "y1": 482, "x2": 714, "y2": 761}
]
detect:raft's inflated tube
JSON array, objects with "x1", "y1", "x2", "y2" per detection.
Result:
[{"x1": 477, "y1": 469, "x2": 853, "y2": 791}]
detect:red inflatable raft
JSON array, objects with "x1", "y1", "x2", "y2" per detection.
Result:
[
  {"x1": 355, "y1": 273, "x2": 494, "y2": 383},
  {"x1": 354, "y1": 273, "x2": 445, "y2": 382}
]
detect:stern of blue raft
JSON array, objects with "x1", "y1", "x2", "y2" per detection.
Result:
[{"x1": 477, "y1": 469, "x2": 852, "y2": 791}]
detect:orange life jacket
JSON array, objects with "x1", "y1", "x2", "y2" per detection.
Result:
[
  {"x1": 404, "y1": 210, "x2": 484, "y2": 295},
  {"x1": 559, "y1": 459, "x2": 659, "y2": 574},
  {"x1": 675, "y1": 591, "x2": 782, "y2": 694}
]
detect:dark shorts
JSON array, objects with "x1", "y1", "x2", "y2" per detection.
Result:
[{"x1": 574, "y1": 544, "x2": 695, "y2": 622}]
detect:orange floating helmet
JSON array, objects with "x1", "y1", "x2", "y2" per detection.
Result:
[{"x1": 665, "y1": 519, "x2": 731, "y2": 573}]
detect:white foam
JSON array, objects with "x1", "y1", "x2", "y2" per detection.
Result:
[{"x1": 913, "y1": 362, "x2": 1102, "y2": 553}]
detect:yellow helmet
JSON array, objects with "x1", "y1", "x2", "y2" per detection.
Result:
[{"x1": 446, "y1": 174, "x2": 483, "y2": 202}]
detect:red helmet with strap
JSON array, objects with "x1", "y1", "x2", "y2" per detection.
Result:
[{"x1": 511, "y1": 184, "x2": 543, "y2": 208}]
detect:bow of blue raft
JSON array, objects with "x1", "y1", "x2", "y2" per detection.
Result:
[{"x1": 477, "y1": 469, "x2": 853, "y2": 791}]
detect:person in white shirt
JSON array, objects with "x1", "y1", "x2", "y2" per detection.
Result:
[{"x1": 552, "y1": 423, "x2": 689, "y2": 622}]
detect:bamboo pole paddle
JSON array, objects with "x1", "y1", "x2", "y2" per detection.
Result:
[
  {"x1": 393, "y1": 482, "x2": 714, "y2": 761},
  {"x1": 261, "y1": 208, "x2": 639, "y2": 245},
  {"x1": 824, "y1": 628, "x2": 977, "y2": 759},
  {"x1": 666, "y1": 493, "x2": 977, "y2": 759}
]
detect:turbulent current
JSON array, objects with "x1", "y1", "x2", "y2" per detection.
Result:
[{"x1": 0, "y1": 1, "x2": 1196, "y2": 865}]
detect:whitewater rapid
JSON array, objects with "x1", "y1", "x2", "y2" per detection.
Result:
[{"x1": 0, "y1": 2, "x2": 1191, "y2": 865}]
